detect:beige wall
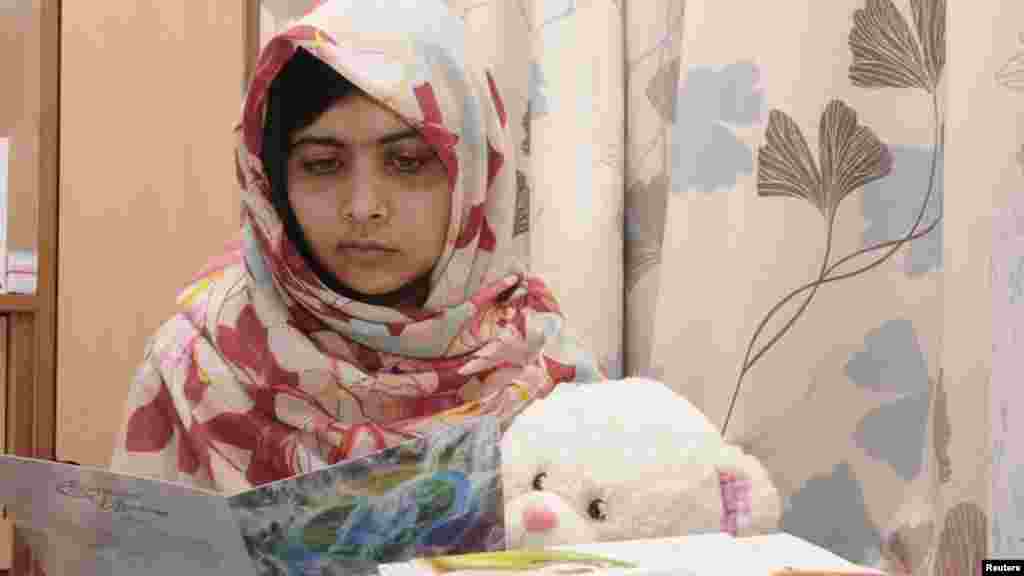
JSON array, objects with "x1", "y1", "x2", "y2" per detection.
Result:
[
  {"x1": 260, "y1": 0, "x2": 310, "y2": 44},
  {"x1": 57, "y1": 3, "x2": 248, "y2": 467}
]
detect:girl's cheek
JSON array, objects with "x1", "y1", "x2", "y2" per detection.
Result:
[
  {"x1": 401, "y1": 196, "x2": 447, "y2": 228},
  {"x1": 296, "y1": 188, "x2": 343, "y2": 221}
]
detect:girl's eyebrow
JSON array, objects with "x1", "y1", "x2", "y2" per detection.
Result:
[
  {"x1": 376, "y1": 128, "x2": 421, "y2": 145},
  {"x1": 290, "y1": 128, "x2": 421, "y2": 150}
]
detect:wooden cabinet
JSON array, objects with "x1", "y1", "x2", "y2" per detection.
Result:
[{"x1": 2, "y1": 2, "x2": 259, "y2": 574}]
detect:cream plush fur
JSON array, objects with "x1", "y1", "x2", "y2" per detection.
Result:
[{"x1": 502, "y1": 378, "x2": 782, "y2": 549}]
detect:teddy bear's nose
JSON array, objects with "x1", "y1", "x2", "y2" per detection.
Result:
[{"x1": 522, "y1": 503, "x2": 559, "y2": 533}]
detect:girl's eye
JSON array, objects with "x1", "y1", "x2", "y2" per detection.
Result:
[
  {"x1": 587, "y1": 499, "x2": 607, "y2": 521},
  {"x1": 392, "y1": 154, "x2": 424, "y2": 173},
  {"x1": 302, "y1": 158, "x2": 341, "y2": 175},
  {"x1": 531, "y1": 472, "x2": 547, "y2": 491}
]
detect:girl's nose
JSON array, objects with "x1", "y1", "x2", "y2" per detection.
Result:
[{"x1": 344, "y1": 170, "x2": 387, "y2": 223}]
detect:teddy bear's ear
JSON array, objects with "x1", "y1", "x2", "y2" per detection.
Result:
[{"x1": 716, "y1": 445, "x2": 782, "y2": 537}]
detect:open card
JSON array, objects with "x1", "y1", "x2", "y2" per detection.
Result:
[{"x1": 0, "y1": 416, "x2": 503, "y2": 575}]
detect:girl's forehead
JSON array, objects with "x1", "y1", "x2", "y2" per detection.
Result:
[{"x1": 291, "y1": 92, "x2": 423, "y2": 147}]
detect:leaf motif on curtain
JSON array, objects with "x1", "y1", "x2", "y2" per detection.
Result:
[
  {"x1": 997, "y1": 47, "x2": 1024, "y2": 92},
  {"x1": 879, "y1": 517, "x2": 935, "y2": 576},
  {"x1": 671, "y1": 61, "x2": 764, "y2": 194},
  {"x1": 1009, "y1": 255, "x2": 1024, "y2": 305},
  {"x1": 598, "y1": 352, "x2": 623, "y2": 380},
  {"x1": 624, "y1": 172, "x2": 669, "y2": 292},
  {"x1": 849, "y1": 0, "x2": 945, "y2": 92},
  {"x1": 646, "y1": 57, "x2": 680, "y2": 124},
  {"x1": 721, "y1": 0, "x2": 945, "y2": 436},
  {"x1": 527, "y1": 61, "x2": 551, "y2": 119},
  {"x1": 779, "y1": 462, "x2": 882, "y2": 565},
  {"x1": 755, "y1": 110, "x2": 822, "y2": 208},
  {"x1": 935, "y1": 502, "x2": 988, "y2": 576},
  {"x1": 845, "y1": 319, "x2": 931, "y2": 481},
  {"x1": 513, "y1": 170, "x2": 531, "y2": 237},
  {"x1": 856, "y1": 357, "x2": 949, "y2": 575},
  {"x1": 910, "y1": 0, "x2": 946, "y2": 85},
  {"x1": 931, "y1": 368, "x2": 952, "y2": 484},
  {"x1": 997, "y1": 35, "x2": 1024, "y2": 173},
  {"x1": 515, "y1": 85, "x2": 532, "y2": 238},
  {"x1": 861, "y1": 145, "x2": 944, "y2": 275},
  {"x1": 1000, "y1": 464, "x2": 1024, "y2": 555},
  {"x1": 520, "y1": 104, "x2": 532, "y2": 155},
  {"x1": 757, "y1": 101, "x2": 892, "y2": 219},
  {"x1": 538, "y1": 0, "x2": 576, "y2": 30}
]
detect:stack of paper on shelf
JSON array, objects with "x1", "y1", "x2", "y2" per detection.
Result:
[{"x1": 7, "y1": 249, "x2": 37, "y2": 294}]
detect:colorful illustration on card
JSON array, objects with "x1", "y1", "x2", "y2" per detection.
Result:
[{"x1": 228, "y1": 418, "x2": 504, "y2": 576}]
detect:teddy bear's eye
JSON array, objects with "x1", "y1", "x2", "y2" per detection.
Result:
[
  {"x1": 531, "y1": 472, "x2": 547, "y2": 491},
  {"x1": 587, "y1": 499, "x2": 607, "y2": 521}
]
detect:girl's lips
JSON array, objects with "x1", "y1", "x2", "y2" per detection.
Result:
[
  {"x1": 337, "y1": 241, "x2": 398, "y2": 261},
  {"x1": 337, "y1": 240, "x2": 397, "y2": 252}
]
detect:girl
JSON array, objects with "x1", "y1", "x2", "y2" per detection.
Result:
[{"x1": 110, "y1": 0, "x2": 602, "y2": 492}]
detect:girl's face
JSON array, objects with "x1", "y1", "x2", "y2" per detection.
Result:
[{"x1": 287, "y1": 93, "x2": 451, "y2": 300}]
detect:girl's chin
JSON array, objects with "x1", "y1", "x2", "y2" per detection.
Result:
[
  {"x1": 339, "y1": 280, "x2": 405, "y2": 296},
  {"x1": 331, "y1": 274, "x2": 428, "y2": 307},
  {"x1": 331, "y1": 270, "x2": 408, "y2": 295}
]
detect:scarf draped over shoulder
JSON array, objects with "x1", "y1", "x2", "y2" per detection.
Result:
[{"x1": 110, "y1": 0, "x2": 601, "y2": 492}]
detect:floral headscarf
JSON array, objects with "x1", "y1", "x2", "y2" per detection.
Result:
[{"x1": 110, "y1": 0, "x2": 601, "y2": 491}]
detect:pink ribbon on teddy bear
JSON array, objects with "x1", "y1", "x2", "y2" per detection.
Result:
[{"x1": 719, "y1": 471, "x2": 754, "y2": 536}]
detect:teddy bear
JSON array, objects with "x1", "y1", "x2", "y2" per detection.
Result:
[{"x1": 501, "y1": 377, "x2": 781, "y2": 549}]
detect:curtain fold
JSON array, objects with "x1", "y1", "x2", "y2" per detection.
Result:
[
  {"x1": 524, "y1": 0, "x2": 625, "y2": 378},
  {"x1": 455, "y1": 0, "x2": 626, "y2": 379},
  {"x1": 982, "y1": 0, "x2": 1024, "y2": 561},
  {"x1": 623, "y1": 0, "x2": 684, "y2": 379}
]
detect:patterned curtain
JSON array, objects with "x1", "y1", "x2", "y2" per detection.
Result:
[
  {"x1": 260, "y1": 0, "x2": 1014, "y2": 572},
  {"x1": 629, "y1": 0, "x2": 1010, "y2": 573}
]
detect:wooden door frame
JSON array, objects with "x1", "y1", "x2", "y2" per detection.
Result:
[
  {"x1": 6, "y1": 0, "x2": 59, "y2": 463},
  {"x1": 8, "y1": 1, "x2": 58, "y2": 574}
]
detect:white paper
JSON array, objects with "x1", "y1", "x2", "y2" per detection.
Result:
[
  {"x1": 737, "y1": 533, "x2": 884, "y2": 573},
  {"x1": 380, "y1": 532, "x2": 885, "y2": 576},
  {"x1": 0, "y1": 137, "x2": 9, "y2": 293},
  {"x1": 552, "y1": 533, "x2": 732, "y2": 575}
]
